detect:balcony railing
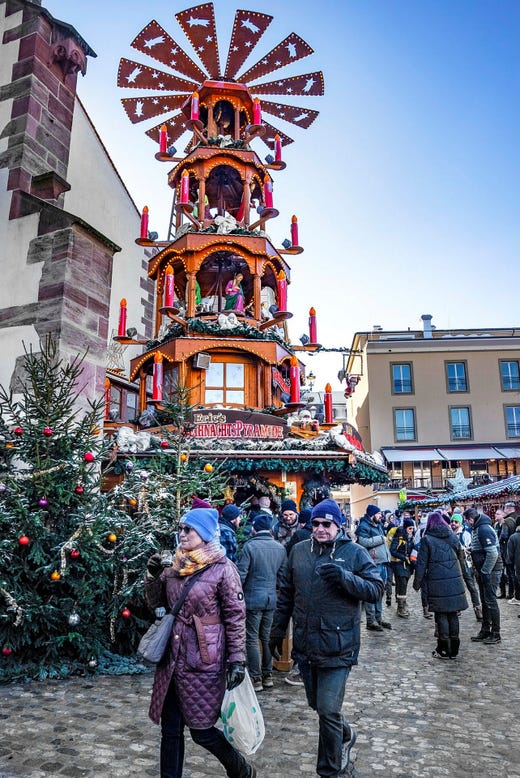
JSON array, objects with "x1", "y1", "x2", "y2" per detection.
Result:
[
  {"x1": 395, "y1": 426, "x2": 415, "y2": 441},
  {"x1": 451, "y1": 425, "x2": 471, "y2": 439},
  {"x1": 375, "y1": 474, "x2": 500, "y2": 492}
]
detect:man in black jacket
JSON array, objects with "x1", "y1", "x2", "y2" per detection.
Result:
[{"x1": 270, "y1": 499, "x2": 384, "y2": 777}]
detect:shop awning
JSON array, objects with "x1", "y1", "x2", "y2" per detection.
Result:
[
  {"x1": 436, "y1": 446, "x2": 505, "y2": 461},
  {"x1": 493, "y1": 447, "x2": 520, "y2": 459},
  {"x1": 381, "y1": 448, "x2": 444, "y2": 463}
]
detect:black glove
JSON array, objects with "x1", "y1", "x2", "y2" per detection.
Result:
[
  {"x1": 269, "y1": 635, "x2": 284, "y2": 661},
  {"x1": 146, "y1": 553, "x2": 163, "y2": 578},
  {"x1": 318, "y1": 562, "x2": 345, "y2": 586},
  {"x1": 226, "y1": 661, "x2": 246, "y2": 690}
]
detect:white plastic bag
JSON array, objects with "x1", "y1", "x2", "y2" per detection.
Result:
[{"x1": 221, "y1": 670, "x2": 265, "y2": 755}]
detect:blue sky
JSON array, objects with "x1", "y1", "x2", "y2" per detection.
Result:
[{"x1": 44, "y1": 0, "x2": 520, "y2": 390}]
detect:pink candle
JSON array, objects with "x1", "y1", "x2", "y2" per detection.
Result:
[
  {"x1": 159, "y1": 124, "x2": 167, "y2": 154},
  {"x1": 289, "y1": 356, "x2": 300, "y2": 403},
  {"x1": 263, "y1": 175, "x2": 273, "y2": 208},
  {"x1": 118, "y1": 298, "x2": 127, "y2": 338},
  {"x1": 309, "y1": 307, "x2": 317, "y2": 343},
  {"x1": 324, "y1": 382, "x2": 333, "y2": 423},
  {"x1": 180, "y1": 171, "x2": 190, "y2": 204},
  {"x1": 152, "y1": 353, "x2": 163, "y2": 402},
  {"x1": 164, "y1": 265, "x2": 174, "y2": 308},
  {"x1": 274, "y1": 134, "x2": 282, "y2": 162},
  {"x1": 291, "y1": 215, "x2": 299, "y2": 246},
  {"x1": 277, "y1": 270, "x2": 287, "y2": 310},
  {"x1": 104, "y1": 378, "x2": 111, "y2": 420},
  {"x1": 252, "y1": 97, "x2": 261, "y2": 125},
  {"x1": 140, "y1": 206, "x2": 149, "y2": 239},
  {"x1": 191, "y1": 91, "x2": 199, "y2": 121}
]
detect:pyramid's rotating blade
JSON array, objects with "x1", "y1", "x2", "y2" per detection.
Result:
[
  {"x1": 224, "y1": 9, "x2": 273, "y2": 80},
  {"x1": 145, "y1": 114, "x2": 190, "y2": 146},
  {"x1": 261, "y1": 100, "x2": 319, "y2": 129},
  {"x1": 121, "y1": 95, "x2": 189, "y2": 124},
  {"x1": 251, "y1": 71, "x2": 324, "y2": 97},
  {"x1": 131, "y1": 20, "x2": 207, "y2": 83},
  {"x1": 118, "y1": 58, "x2": 197, "y2": 92},
  {"x1": 261, "y1": 121, "x2": 294, "y2": 149},
  {"x1": 176, "y1": 3, "x2": 220, "y2": 78},
  {"x1": 239, "y1": 33, "x2": 313, "y2": 84}
]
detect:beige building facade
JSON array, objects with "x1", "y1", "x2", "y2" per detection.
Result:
[{"x1": 345, "y1": 315, "x2": 520, "y2": 516}]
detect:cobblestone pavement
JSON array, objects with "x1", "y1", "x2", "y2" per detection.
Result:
[{"x1": 1, "y1": 591, "x2": 520, "y2": 778}]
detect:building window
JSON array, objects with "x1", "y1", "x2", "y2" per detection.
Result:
[
  {"x1": 505, "y1": 405, "x2": 520, "y2": 438},
  {"x1": 391, "y1": 363, "x2": 413, "y2": 394},
  {"x1": 450, "y1": 406, "x2": 472, "y2": 440},
  {"x1": 205, "y1": 361, "x2": 245, "y2": 405},
  {"x1": 445, "y1": 362, "x2": 468, "y2": 392},
  {"x1": 500, "y1": 360, "x2": 520, "y2": 391},
  {"x1": 393, "y1": 408, "x2": 416, "y2": 441}
]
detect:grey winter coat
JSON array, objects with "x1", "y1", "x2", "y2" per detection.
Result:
[
  {"x1": 144, "y1": 557, "x2": 245, "y2": 728},
  {"x1": 271, "y1": 535, "x2": 384, "y2": 667},
  {"x1": 413, "y1": 525, "x2": 468, "y2": 613},
  {"x1": 356, "y1": 515, "x2": 391, "y2": 565},
  {"x1": 506, "y1": 526, "x2": 520, "y2": 575},
  {"x1": 236, "y1": 531, "x2": 287, "y2": 610}
]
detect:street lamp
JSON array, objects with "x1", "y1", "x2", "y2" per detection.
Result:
[{"x1": 307, "y1": 371, "x2": 316, "y2": 391}]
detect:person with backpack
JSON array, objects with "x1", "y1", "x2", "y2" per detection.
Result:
[{"x1": 464, "y1": 507, "x2": 503, "y2": 645}]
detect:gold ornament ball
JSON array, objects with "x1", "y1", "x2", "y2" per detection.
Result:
[
  {"x1": 128, "y1": 498, "x2": 137, "y2": 506},
  {"x1": 107, "y1": 533, "x2": 117, "y2": 543},
  {"x1": 204, "y1": 463, "x2": 214, "y2": 473},
  {"x1": 180, "y1": 453, "x2": 187, "y2": 462},
  {"x1": 50, "y1": 570, "x2": 61, "y2": 581}
]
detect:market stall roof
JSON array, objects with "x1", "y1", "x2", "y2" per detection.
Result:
[{"x1": 404, "y1": 474, "x2": 520, "y2": 507}]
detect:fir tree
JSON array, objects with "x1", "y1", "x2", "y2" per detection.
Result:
[{"x1": 0, "y1": 339, "x2": 127, "y2": 680}]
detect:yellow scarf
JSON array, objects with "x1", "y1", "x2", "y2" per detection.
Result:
[{"x1": 172, "y1": 539, "x2": 225, "y2": 576}]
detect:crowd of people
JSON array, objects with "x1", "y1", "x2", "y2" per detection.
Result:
[{"x1": 143, "y1": 493, "x2": 520, "y2": 778}]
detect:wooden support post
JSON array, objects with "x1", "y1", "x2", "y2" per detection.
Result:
[{"x1": 186, "y1": 272, "x2": 196, "y2": 318}]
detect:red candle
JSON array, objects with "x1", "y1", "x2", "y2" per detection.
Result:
[
  {"x1": 164, "y1": 265, "x2": 175, "y2": 308},
  {"x1": 274, "y1": 134, "x2": 282, "y2": 162},
  {"x1": 252, "y1": 97, "x2": 261, "y2": 125},
  {"x1": 159, "y1": 124, "x2": 167, "y2": 154},
  {"x1": 140, "y1": 206, "x2": 149, "y2": 239},
  {"x1": 236, "y1": 196, "x2": 245, "y2": 223},
  {"x1": 309, "y1": 307, "x2": 317, "y2": 343},
  {"x1": 152, "y1": 353, "x2": 163, "y2": 402},
  {"x1": 118, "y1": 298, "x2": 127, "y2": 338},
  {"x1": 289, "y1": 355, "x2": 300, "y2": 403},
  {"x1": 324, "y1": 382, "x2": 333, "y2": 424},
  {"x1": 104, "y1": 378, "x2": 111, "y2": 420},
  {"x1": 291, "y1": 215, "x2": 299, "y2": 246},
  {"x1": 277, "y1": 270, "x2": 287, "y2": 310},
  {"x1": 263, "y1": 175, "x2": 273, "y2": 208},
  {"x1": 180, "y1": 170, "x2": 190, "y2": 204},
  {"x1": 191, "y1": 91, "x2": 199, "y2": 121}
]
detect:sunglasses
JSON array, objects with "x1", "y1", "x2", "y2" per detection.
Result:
[
  {"x1": 312, "y1": 520, "x2": 333, "y2": 528},
  {"x1": 179, "y1": 525, "x2": 194, "y2": 534}
]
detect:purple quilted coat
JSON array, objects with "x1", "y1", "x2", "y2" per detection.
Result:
[{"x1": 144, "y1": 557, "x2": 245, "y2": 728}]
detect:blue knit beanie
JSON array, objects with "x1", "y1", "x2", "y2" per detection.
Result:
[
  {"x1": 253, "y1": 514, "x2": 272, "y2": 532},
  {"x1": 221, "y1": 504, "x2": 241, "y2": 521},
  {"x1": 311, "y1": 499, "x2": 342, "y2": 527},
  {"x1": 182, "y1": 508, "x2": 219, "y2": 541},
  {"x1": 365, "y1": 504, "x2": 381, "y2": 518}
]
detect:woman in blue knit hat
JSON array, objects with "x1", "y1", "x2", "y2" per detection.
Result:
[{"x1": 144, "y1": 508, "x2": 256, "y2": 777}]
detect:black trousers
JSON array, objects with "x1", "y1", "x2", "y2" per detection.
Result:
[{"x1": 160, "y1": 678, "x2": 249, "y2": 778}]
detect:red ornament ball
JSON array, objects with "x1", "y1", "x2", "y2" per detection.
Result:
[
  {"x1": 160, "y1": 440, "x2": 169, "y2": 449},
  {"x1": 75, "y1": 485, "x2": 84, "y2": 494},
  {"x1": 84, "y1": 452, "x2": 95, "y2": 462},
  {"x1": 121, "y1": 608, "x2": 131, "y2": 618},
  {"x1": 2, "y1": 647, "x2": 12, "y2": 657},
  {"x1": 13, "y1": 426, "x2": 23, "y2": 436},
  {"x1": 18, "y1": 535, "x2": 30, "y2": 546},
  {"x1": 70, "y1": 548, "x2": 80, "y2": 559},
  {"x1": 43, "y1": 427, "x2": 53, "y2": 437}
]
